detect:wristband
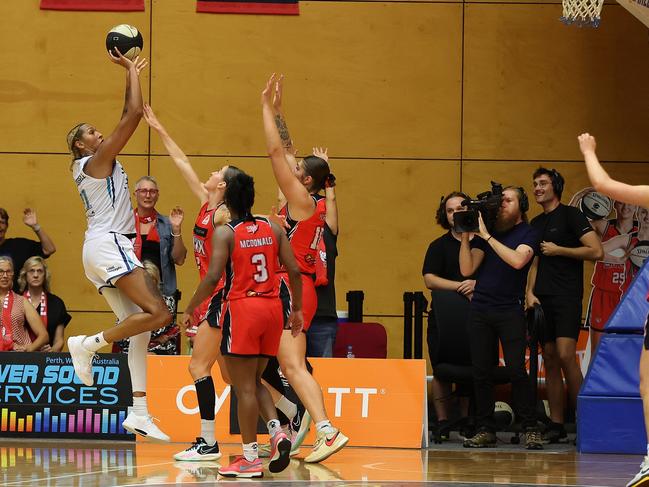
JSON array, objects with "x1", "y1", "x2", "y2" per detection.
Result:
[
  {"x1": 171, "y1": 232, "x2": 181, "y2": 237},
  {"x1": 32, "y1": 224, "x2": 41, "y2": 233},
  {"x1": 486, "y1": 235, "x2": 492, "y2": 242}
]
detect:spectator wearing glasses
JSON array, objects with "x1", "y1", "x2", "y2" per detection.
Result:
[
  {"x1": 0, "y1": 256, "x2": 49, "y2": 352},
  {"x1": 0, "y1": 208, "x2": 57, "y2": 291},
  {"x1": 115, "y1": 176, "x2": 186, "y2": 355},
  {"x1": 18, "y1": 256, "x2": 71, "y2": 352}
]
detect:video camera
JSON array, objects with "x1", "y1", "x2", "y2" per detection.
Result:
[{"x1": 453, "y1": 181, "x2": 503, "y2": 233}]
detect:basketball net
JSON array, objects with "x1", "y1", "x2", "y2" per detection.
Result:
[{"x1": 561, "y1": 0, "x2": 604, "y2": 27}]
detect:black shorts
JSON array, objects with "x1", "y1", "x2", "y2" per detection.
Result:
[
  {"x1": 205, "y1": 289, "x2": 223, "y2": 328},
  {"x1": 538, "y1": 294, "x2": 582, "y2": 343}
]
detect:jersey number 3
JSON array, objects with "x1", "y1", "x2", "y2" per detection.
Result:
[{"x1": 252, "y1": 254, "x2": 269, "y2": 283}]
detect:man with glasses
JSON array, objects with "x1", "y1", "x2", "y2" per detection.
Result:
[{"x1": 0, "y1": 208, "x2": 56, "y2": 291}]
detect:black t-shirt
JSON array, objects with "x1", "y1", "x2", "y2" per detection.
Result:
[
  {"x1": 471, "y1": 222, "x2": 540, "y2": 311},
  {"x1": 531, "y1": 204, "x2": 593, "y2": 297},
  {"x1": 34, "y1": 293, "x2": 72, "y2": 346},
  {"x1": 315, "y1": 225, "x2": 338, "y2": 319},
  {"x1": 0, "y1": 238, "x2": 46, "y2": 291},
  {"x1": 422, "y1": 232, "x2": 471, "y2": 282}
]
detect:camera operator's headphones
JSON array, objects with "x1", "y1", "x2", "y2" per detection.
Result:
[
  {"x1": 436, "y1": 191, "x2": 469, "y2": 228},
  {"x1": 549, "y1": 169, "x2": 565, "y2": 199},
  {"x1": 516, "y1": 187, "x2": 530, "y2": 213}
]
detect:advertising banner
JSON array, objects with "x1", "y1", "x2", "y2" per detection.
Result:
[
  {"x1": 0, "y1": 352, "x2": 133, "y2": 440},
  {"x1": 146, "y1": 356, "x2": 427, "y2": 448}
]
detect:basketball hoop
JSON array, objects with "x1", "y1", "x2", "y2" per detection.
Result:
[{"x1": 561, "y1": 0, "x2": 604, "y2": 27}]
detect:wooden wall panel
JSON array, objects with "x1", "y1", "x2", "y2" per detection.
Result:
[
  {"x1": 0, "y1": 1, "x2": 150, "y2": 154},
  {"x1": 463, "y1": 4, "x2": 649, "y2": 161},
  {"x1": 150, "y1": 1, "x2": 463, "y2": 159}
]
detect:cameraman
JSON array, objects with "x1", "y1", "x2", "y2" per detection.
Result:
[
  {"x1": 459, "y1": 186, "x2": 542, "y2": 449},
  {"x1": 527, "y1": 168, "x2": 602, "y2": 443}
]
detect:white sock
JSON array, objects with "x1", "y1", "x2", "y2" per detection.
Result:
[
  {"x1": 133, "y1": 396, "x2": 148, "y2": 417},
  {"x1": 316, "y1": 420, "x2": 332, "y2": 432},
  {"x1": 243, "y1": 442, "x2": 258, "y2": 462},
  {"x1": 82, "y1": 332, "x2": 108, "y2": 352},
  {"x1": 646, "y1": 443, "x2": 649, "y2": 456},
  {"x1": 275, "y1": 396, "x2": 298, "y2": 421},
  {"x1": 267, "y1": 419, "x2": 281, "y2": 437},
  {"x1": 201, "y1": 419, "x2": 215, "y2": 446}
]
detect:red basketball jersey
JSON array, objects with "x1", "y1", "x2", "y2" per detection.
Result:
[
  {"x1": 279, "y1": 195, "x2": 326, "y2": 275},
  {"x1": 223, "y1": 217, "x2": 279, "y2": 301},
  {"x1": 591, "y1": 219, "x2": 638, "y2": 294}
]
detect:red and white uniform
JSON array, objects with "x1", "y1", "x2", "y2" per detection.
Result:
[
  {"x1": 219, "y1": 217, "x2": 283, "y2": 357},
  {"x1": 586, "y1": 219, "x2": 638, "y2": 329},
  {"x1": 277, "y1": 195, "x2": 325, "y2": 331},
  {"x1": 192, "y1": 202, "x2": 226, "y2": 325}
]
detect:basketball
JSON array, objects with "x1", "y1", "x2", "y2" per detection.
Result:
[
  {"x1": 629, "y1": 241, "x2": 649, "y2": 268},
  {"x1": 580, "y1": 191, "x2": 613, "y2": 220},
  {"x1": 105, "y1": 24, "x2": 143, "y2": 61},
  {"x1": 493, "y1": 401, "x2": 515, "y2": 427}
]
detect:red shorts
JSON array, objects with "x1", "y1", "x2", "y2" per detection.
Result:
[
  {"x1": 585, "y1": 288, "x2": 621, "y2": 331},
  {"x1": 219, "y1": 297, "x2": 283, "y2": 357},
  {"x1": 278, "y1": 273, "x2": 317, "y2": 332}
]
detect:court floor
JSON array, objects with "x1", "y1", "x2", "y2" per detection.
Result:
[{"x1": 0, "y1": 437, "x2": 641, "y2": 486}]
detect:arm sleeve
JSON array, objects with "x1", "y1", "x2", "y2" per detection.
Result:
[{"x1": 569, "y1": 207, "x2": 596, "y2": 239}]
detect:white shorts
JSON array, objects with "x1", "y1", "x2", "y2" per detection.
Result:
[{"x1": 82, "y1": 233, "x2": 142, "y2": 291}]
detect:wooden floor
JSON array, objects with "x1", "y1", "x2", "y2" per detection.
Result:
[{"x1": 0, "y1": 437, "x2": 641, "y2": 486}]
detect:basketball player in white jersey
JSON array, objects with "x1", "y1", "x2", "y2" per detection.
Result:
[{"x1": 65, "y1": 49, "x2": 171, "y2": 442}]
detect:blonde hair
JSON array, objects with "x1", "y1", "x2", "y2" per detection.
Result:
[
  {"x1": 66, "y1": 123, "x2": 87, "y2": 166},
  {"x1": 18, "y1": 256, "x2": 51, "y2": 293},
  {"x1": 142, "y1": 260, "x2": 161, "y2": 288}
]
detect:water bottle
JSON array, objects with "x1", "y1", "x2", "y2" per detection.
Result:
[{"x1": 346, "y1": 345, "x2": 355, "y2": 358}]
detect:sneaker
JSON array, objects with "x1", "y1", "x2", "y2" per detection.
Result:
[
  {"x1": 218, "y1": 456, "x2": 263, "y2": 478},
  {"x1": 304, "y1": 427, "x2": 349, "y2": 463},
  {"x1": 542, "y1": 422, "x2": 568, "y2": 444},
  {"x1": 525, "y1": 429, "x2": 544, "y2": 450},
  {"x1": 292, "y1": 409, "x2": 311, "y2": 450},
  {"x1": 173, "y1": 437, "x2": 222, "y2": 461},
  {"x1": 268, "y1": 431, "x2": 291, "y2": 473},
  {"x1": 259, "y1": 441, "x2": 300, "y2": 458},
  {"x1": 122, "y1": 412, "x2": 170, "y2": 442},
  {"x1": 463, "y1": 430, "x2": 497, "y2": 448},
  {"x1": 627, "y1": 456, "x2": 649, "y2": 487},
  {"x1": 174, "y1": 461, "x2": 221, "y2": 481},
  {"x1": 67, "y1": 335, "x2": 96, "y2": 386}
]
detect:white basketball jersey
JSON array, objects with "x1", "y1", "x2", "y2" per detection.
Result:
[{"x1": 72, "y1": 156, "x2": 135, "y2": 239}]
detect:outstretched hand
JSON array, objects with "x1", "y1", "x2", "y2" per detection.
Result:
[
  {"x1": 273, "y1": 75, "x2": 285, "y2": 112},
  {"x1": 313, "y1": 147, "x2": 328, "y2": 162},
  {"x1": 262, "y1": 73, "x2": 277, "y2": 106},
  {"x1": 578, "y1": 133, "x2": 596, "y2": 155},
  {"x1": 143, "y1": 104, "x2": 164, "y2": 131},
  {"x1": 269, "y1": 206, "x2": 289, "y2": 229},
  {"x1": 23, "y1": 208, "x2": 38, "y2": 228},
  {"x1": 108, "y1": 48, "x2": 147, "y2": 74},
  {"x1": 170, "y1": 206, "x2": 184, "y2": 227}
]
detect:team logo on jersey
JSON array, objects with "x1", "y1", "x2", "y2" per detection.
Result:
[
  {"x1": 202, "y1": 216, "x2": 211, "y2": 225},
  {"x1": 246, "y1": 224, "x2": 258, "y2": 234},
  {"x1": 305, "y1": 254, "x2": 315, "y2": 265},
  {"x1": 193, "y1": 237, "x2": 206, "y2": 256}
]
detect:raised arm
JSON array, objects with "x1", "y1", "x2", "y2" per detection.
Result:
[
  {"x1": 169, "y1": 206, "x2": 187, "y2": 266},
  {"x1": 579, "y1": 133, "x2": 649, "y2": 208},
  {"x1": 313, "y1": 148, "x2": 338, "y2": 235},
  {"x1": 85, "y1": 50, "x2": 147, "y2": 179},
  {"x1": 23, "y1": 209, "x2": 56, "y2": 257},
  {"x1": 261, "y1": 74, "x2": 314, "y2": 220},
  {"x1": 459, "y1": 231, "x2": 484, "y2": 277},
  {"x1": 143, "y1": 104, "x2": 207, "y2": 204}
]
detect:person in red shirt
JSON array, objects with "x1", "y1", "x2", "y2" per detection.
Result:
[
  {"x1": 260, "y1": 74, "x2": 348, "y2": 463},
  {"x1": 579, "y1": 133, "x2": 649, "y2": 487},
  {"x1": 144, "y1": 105, "x2": 230, "y2": 461},
  {"x1": 183, "y1": 166, "x2": 303, "y2": 478}
]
